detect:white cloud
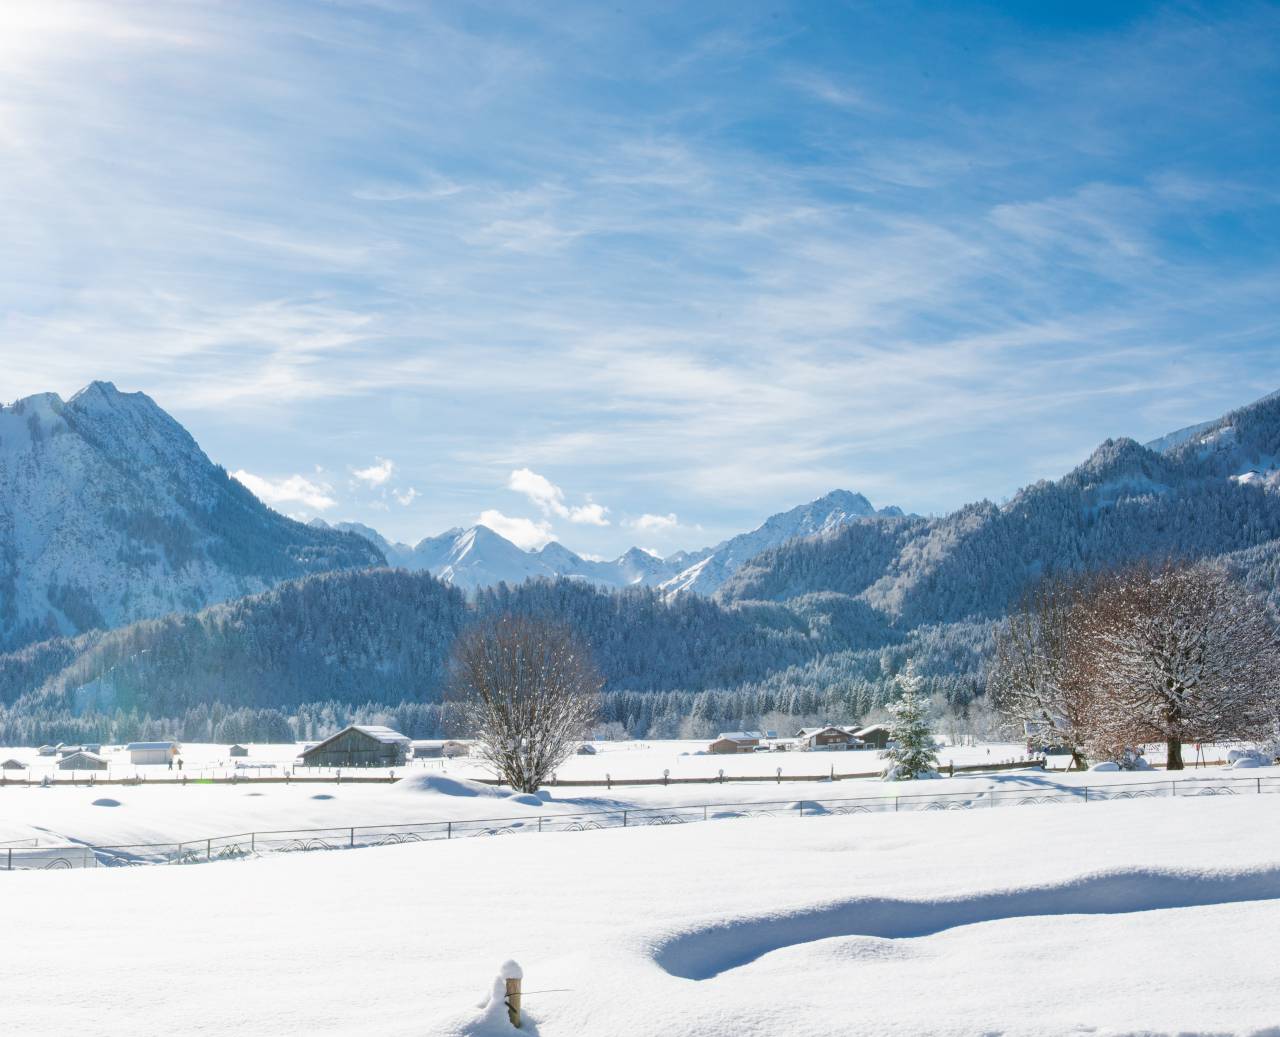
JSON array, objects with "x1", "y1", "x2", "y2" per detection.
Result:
[
  {"x1": 629, "y1": 513, "x2": 679, "y2": 532},
  {"x1": 567, "y1": 501, "x2": 609, "y2": 526},
  {"x1": 232, "y1": 469, "x2": 336, "y2": 511},
  {"x1": 508, "y1": 467, "x2": 565, "y2": 513},
  {"x1": 507, "y1": 467, "x2": 610, "y2": 525},
  {"x1": 476, "y1": 509, "x2": 556, "y2": 550},
  {"x1": 393, "y1": 487, "x2": 419, "y2": 506},
  {"x1": 353, "y1": 457, "x2": 395, "y2": 486}
]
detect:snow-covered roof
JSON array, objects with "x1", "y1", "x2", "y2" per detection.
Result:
[
  {"x1": 798, "y1": 726, "x2": 859, "y2": 739},
  {"x1": 852, "y1": 724, "x2": 890, "y2": 737},
  {"x1": 59, "y1": 751, "x2": 106, "y2": 764},
  {"x1": 714, "y1": 731, "x2": 763, "y2": 742},
  {"x1": 1, "y1": 758, "x2": 25, "y2": 768},
  {"x1": 126, "y1": 741, "x2": 179, "y2": 751},
  {"x1": 351, "y1": 725, "x2": 411, "y2": 745},
  {"x1": 304, "y1": 725, "x2": 410, "y2": 754}
]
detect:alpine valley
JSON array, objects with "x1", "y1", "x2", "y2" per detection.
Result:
[{"x1": 2, "y1": 382, "x2": 1279, "y2": 745}]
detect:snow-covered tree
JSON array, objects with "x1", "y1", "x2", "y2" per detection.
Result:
[
  {"x1": 881, "y1": 662, "x2": 939, "y2": 780},
  {"x1": 448, "y1": 615, "x2": 601, "y2": 792},
  {"x1": 1085, "y1": 561, "x2": 1280, "y2": 769},
  {"x1": 989, "y1": 574, "x2": 1103, "y2": 769}
]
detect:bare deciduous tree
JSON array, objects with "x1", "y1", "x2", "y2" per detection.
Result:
[
  {"x1": 989, "y1": 574, "x2": 1102, "y2": 769},
  {"x1": 448, "y1": 615, "x2": 601, "y2": 792},
  {"x1": 992, "y1": 562, "x2": 1280, "y2": 769},
  {"x1": 1086, "y1": 561, "x2": 1280, "y2": 770}
]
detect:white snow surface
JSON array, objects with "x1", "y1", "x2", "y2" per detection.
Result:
[{"x1": 5, "y1": 794, "x2": 1280, "y2": 1035}]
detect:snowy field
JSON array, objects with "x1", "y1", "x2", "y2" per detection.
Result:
[
  {"x1": 2, "y1": 738, "x2": 1243, "y2": 788},
  {"x1": 0, "y1": 738, "x2": 1042, "y2": 782},
  {"x1": 1, "y1": 754, "x2": 1275, "y2": 853},
  {"x1": 5, "y1": 792, "x2": 1280, "y2": 1036}
]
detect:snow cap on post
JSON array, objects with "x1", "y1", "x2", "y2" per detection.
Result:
[{"x1": 500, "y1": 960, "x2": 523, "y2": 981}]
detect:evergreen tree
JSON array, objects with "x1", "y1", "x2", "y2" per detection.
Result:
[{"x1": 882, "y1": 662, "x2": 939, "y2": 780}]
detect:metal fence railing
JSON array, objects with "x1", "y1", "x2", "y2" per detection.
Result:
[{"x1": 5, "y1": 773, "x2": 1277, "y2": 871}]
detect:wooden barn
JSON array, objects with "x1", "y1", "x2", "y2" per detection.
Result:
[
  {"x1": 708, "y1": 731, "x2": 763, "y2": 754},
  {"x1": 2, "y1": 758, "x2": 25, "y2": 770},
  {"x1": 57, "y1": 751, "x2": 107, "y2": 771},
  {"x1": 126, "y1": 741, "x2": 180, "y2": 765},
  {"x1": 299, "y1": 725, "x2": 410, "y2": 767},
  {"x1": 852, "y1": 724, "x2": 892, "y2": 750},
  {"x1": 796, "y1": 726, "x2": 863, "y2": 751},
  {"x1": 228, "y1": 744, "x2": 249, "y2": 757}
]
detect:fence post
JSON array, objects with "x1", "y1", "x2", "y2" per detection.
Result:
[
  {"x1": 1084, "y1": 786, "x2": 1089, "y2": 803},
  {"x1": 703, "y1": 805, "x2": 708, "y2": 821},
  {"x1": 6, "y1": 847, "x2": 10, "y2": 870},
  {"x1": 1258, "y1": 778, "x2": 1262, "y2": 794},
  {"x1": 894, "y1": 797, "x2": 899, "y2": 812},
  {"x1": 504, "y1": 972, "x2": 522, "y2": 1029},
  {"x1": 623, "y1": 810, "x2": 628, "y2": 827},
  {"x1": 206, "y1": 838, "x2": 211, "y2": 860},
  {"x1": 251, "y1": 832, "x2": 256, "y2": 853},
  {"x1": 1171, "y1": 781, "x2": 1177, "y2": 797}
]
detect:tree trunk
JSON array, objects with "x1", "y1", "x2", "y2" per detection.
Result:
[{"x1": 1165, "y1": 737, "x2": 1184, "y2": 771}]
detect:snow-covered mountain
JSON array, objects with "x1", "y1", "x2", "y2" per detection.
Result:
[
  {"x1": 311, "y1": 519, "x2": 684, "y2": 591},
  {"x1": 0, "y1": 382, "x2": 384, "y2": 652},
  {"x1": 659, "y1": 489, "x2": 903, "y2": 596},
  {"x1": 314, "y1": 489, "x2": 897, "y2": 595},
  {"x1": 718, "y1": 389, "x2": 1280, "y2": 617}
]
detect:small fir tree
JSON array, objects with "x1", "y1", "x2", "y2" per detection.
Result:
[{"x1": 882, "y1": 663, "x2": 939, "y2": 780}]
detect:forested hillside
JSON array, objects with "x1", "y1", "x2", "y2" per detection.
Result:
[{"x1": 719, "y1": 391, "x2": 1280, "y2": 621}]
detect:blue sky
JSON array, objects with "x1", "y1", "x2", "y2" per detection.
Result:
[{"x1": 2, "y1": 1, "x2": 1279, "y2": 556}]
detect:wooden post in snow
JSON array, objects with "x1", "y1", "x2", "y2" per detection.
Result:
[{"x1": 501, "y1": 960, "x2": 523, "y2": 1028}]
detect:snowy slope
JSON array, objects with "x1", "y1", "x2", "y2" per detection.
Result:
[{"x1": 0, "y1": 382, "x2": 383, "y2": 652}]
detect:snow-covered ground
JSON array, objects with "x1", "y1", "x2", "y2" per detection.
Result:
[
  {"x1": 4, "y1": 738, "x2": 1242, "y2": 786},
  {"x1": 2, "y1": 753, "x2": 1275, "y2": 852},
  {"x1": 5, "y1": 792, "x2": 1280, "y2": 1035}
]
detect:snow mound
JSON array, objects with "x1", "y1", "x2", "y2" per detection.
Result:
[
  {"x1": 393, "y1": 773, "x2": 541, "y2": 805},
  {"x1": 1231, "y1": 758, "x2": 1261, "y2": 769},
  {"x1": 1089, "y1": 761, "x2": 1121, "y2": 772}
]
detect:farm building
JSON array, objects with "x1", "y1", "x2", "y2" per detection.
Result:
[
  {"x1": 410, "y1": 739, "x2": 469, "y2": 759},
  {"x1": 57, "y1": 751, "x2": 107, "y2": 771},
  {"x1": 126, "y1": 741, "x2": 181, "y2": 765},
  {"x1": 796, "y1": 726, "x2": 863, "y2": 751},
  {"x1": 37, "y1": 745, "x2": 59, "y2": 757},
  {"x1": 709, "y1": 731, "x2": 764, "y2": 754},
  {"x1": 299, "y1": 725, "x2": 410, "y2": 767},
  {"x1": 852, "y1": 724, "x2": 891, "y2": 750},
  {"x1": 228, "y1": 745, "x2": 249, "y2": 757},
  {"x1": 2, "y1": 758, "x2": 25, "y2": 770}
]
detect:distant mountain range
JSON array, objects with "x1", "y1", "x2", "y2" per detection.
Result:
[
  {"x1": 0, "y1": 381, "x2": 904, "y2": 654},
  {"x1": 4, "y1": 381, "x2": 1280, "y2": 744},
  {"x1": 311, "y1": 488, "x2": 902, "y2": 596},
  {"x1": 0, "y1": 382, "x2": 382, "y2": 653}
]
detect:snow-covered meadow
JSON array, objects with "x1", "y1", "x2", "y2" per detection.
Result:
[{"x1": 5, "y1": 789, "x2": 1280, "y2": 1036}]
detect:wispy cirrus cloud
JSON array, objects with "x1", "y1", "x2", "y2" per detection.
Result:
[{"x1": 2, "y1": 1, "x2": 1278, "y2": 554}]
